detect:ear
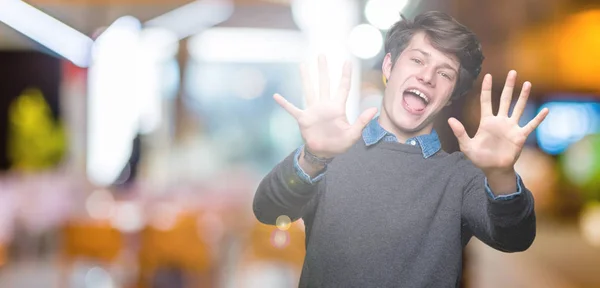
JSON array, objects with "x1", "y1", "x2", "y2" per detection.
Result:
[{"x1": 382, "y1": 53, "x2": 393, "y2": 83}]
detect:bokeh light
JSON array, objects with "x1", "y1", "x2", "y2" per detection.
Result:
[
  {"x1": 84, "y1": 267, "x2": 115, "y2": 288},
  {"x1": 270, "y1": 229, "x2": 290, "y2": 249},
  {"x1": 85, "y1": 189, "x2": 115, "y2": 220},
  {"x1": 110, "y1": 201, "x2": 144, "y2": 233},
  {"x1": 364, "y1": 0, "x2": 410, "y2": 30},
  {"x1": 580, "y1": 202, "x2": 600, "y2": 248},
  {"x1": 348, "y1": 24, "x2": 383, "y2": 59},
  {"x1": 536, "y1": 102, "x2": 600, "y2": 155},
  {"x1": 149, "y1": 202, "x2": 180, "y2": 231},
  {"x1": 276, "y1": 215, "x2": 292, "y2": 231}
]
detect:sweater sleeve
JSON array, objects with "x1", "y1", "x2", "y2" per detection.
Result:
[
  {"x1": 459, "y1": 157, "x2": 536, "y2": 252},
  {"x1": 253, "y1": 148, "x2": 323, "y2": 225}
]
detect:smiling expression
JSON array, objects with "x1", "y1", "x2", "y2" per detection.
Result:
[{"x1": 380, "y1": 31, "x2": 460, "y2": 138}]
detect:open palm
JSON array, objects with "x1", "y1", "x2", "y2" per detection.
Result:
[
  {"x1": 448, "y1": 71, "x2": 549, "y2": 173},
  {"x1": 274, "y1": 56, "x2": 378, "y2": 158}
]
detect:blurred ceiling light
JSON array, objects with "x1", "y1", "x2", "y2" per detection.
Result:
[
  {"x1": 290, "y1": 0, "x2": 360, "y2": 121},
  {"x1": 144, "y1": 0, "x2": 234, "y2": 40},
  {"x1": 364, "y1": 0, "x2": 410, "y2": 30},
  {"x1": 138, "y1": 27, "x2": 179, "y2": 62},
  {"x1": 0, "y1": 0, "x2": 93, "y2": 67},
  {"x1": 348, "y1": 24, "x2": 383, "y2": 59},
  {"x1": 135, "y1": 27, "x2": 177, "y2": 135},
  {"x1": 87, "y1": 16, "x2": 142, "y2": 187},
  {"x1": 88, "y1": 17, "x2": 176, "y2": 187},
  {"x1": 188, "y1": 28, "x2": 308, "y2": 62},
  {"x1": 291, "y1": 0, "x2": 358, "y2": 35},
  {"x1": 92, "y1": 16, "x2": 141, "y2": 61},
  {"x1": 95, "y1": 15, "x2": 141, "y2": 39}
]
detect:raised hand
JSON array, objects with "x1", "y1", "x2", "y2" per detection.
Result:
[
  {"x1": 274, "y1": 55, "x2": 378, "y2": 158},
  {"x1": 447, "y1": 71, "x2": 549, "y2": 175}
]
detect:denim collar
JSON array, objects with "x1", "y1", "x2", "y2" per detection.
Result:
[{"x1": 362, "y1": 117, "x2": 441, "y2": 158}]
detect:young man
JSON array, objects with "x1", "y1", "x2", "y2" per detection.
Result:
[{"x1": 253, "y1": 11, "x2": 549, "y2": 287}]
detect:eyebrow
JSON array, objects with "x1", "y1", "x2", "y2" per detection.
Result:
[{"x1": 409, "y1": 48, "x2": 459, "y2": 74}]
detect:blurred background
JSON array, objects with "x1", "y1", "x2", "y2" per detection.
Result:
[{"x1": 0, "y1": 0, "x2": 599, "y2": 287}]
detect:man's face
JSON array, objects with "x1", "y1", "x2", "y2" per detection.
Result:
[{"x1": 381, "y1": 32, "x2": 459, "y2": 134}]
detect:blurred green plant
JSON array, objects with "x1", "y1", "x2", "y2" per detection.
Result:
[
  {"x1": 560, "y1": 134, "x2": 600, "y2": 202},
  {"x1": 7, "y1": 87, "x2": 67, "y2": 171}
]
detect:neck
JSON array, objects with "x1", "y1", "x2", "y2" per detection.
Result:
[{"x1": 378, "y1": 111, "x2": 434, "y2": 143}]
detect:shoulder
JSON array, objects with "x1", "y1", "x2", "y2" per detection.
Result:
[
  {"x1": 429, "y1": 149, "x2": 470, "y2": 168},
  {"x1": 445, "y1": 151, "x2": 485, "y2": 186}
]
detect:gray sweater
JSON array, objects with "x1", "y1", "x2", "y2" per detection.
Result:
[{"x1": 253, "y1": 140, "x2": 535, "y2": 288}]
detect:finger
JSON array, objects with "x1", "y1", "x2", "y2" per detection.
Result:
[
  {"x1": 448, "y1": 117, "x2": 471, "y2": 148},
  {"x1": 522, "y1": 107, "x2": 549, "y2": 136},
  {"x1": 510, "y1": 81, "x2": 531, "y2": 122},
  {"x1": 299, "y1": 63, "x2": 316, "y2": 106},
  {"x1": 274, "y1": 93, "x2": 302, "y2": 119},
  {"x1": 498, "y1": 70, "x2": 517, "y2": 117},
  {"x1": 480, "y1": 74, "x2": 493, "y2": 117},
  {"x1": 351, "y1": 107, "x2": 378, "y2": 137},
  {"x1": 336, "y1": 60, "x2": 352, "y2": 104},
  {"x1": 318, "y1": 55, "x2": 331, "y2": 100}
]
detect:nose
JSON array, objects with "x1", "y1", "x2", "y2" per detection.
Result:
[{"x1": 416, "y1": 66, "x2": 436, "y2": 87}]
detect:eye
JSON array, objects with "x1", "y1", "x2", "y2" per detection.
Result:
[
  {"x1": 411, "y1": 58, "x2": 423, "y2": 65},
  {"x1": 439, "y1": 71, "x2": 452, "y2": 80}
]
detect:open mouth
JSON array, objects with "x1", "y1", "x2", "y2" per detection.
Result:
[{"x1": 402, "y1": 88, "x2": 430, "y2": 114}]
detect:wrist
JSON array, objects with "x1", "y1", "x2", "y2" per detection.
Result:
[
  {"x1": 483, "y1": 167, "x2": 515, "y2": 179},
  {"x1": 484, "y1": 168, "x2": 517, "y2": 196},
  {"x1": 298, "y1": 149, "x2": 327, "y2": 178},
  {"x1": 303, "y1": 145, "x2": 335, "y2": 166}
]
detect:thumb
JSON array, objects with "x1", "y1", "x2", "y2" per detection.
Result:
[
  {"x1": 352, "y1": 107, "x2": 378, "y2": 136},
  {"x1": 448, "y1": 117, "x2": 470, "y2": 148}
]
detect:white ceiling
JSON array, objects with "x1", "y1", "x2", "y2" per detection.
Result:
[
  {"x1": 0, "y1": 1, "x2": 298, "y2": 50},
  {"x1": 0, "y1": 4, "x2": 182, "y2": 49}
]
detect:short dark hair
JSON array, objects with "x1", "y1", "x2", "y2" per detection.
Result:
[{"x1": 384, "y1": 11, "x2": 484, "y2": 100}]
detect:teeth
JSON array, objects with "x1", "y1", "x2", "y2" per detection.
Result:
[{"x1": 407, "y1": 89, "x2": 429, "y2": 103}]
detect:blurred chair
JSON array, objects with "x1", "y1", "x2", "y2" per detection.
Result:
[
  {"x1": 136, "y1": 211, "x2": 216, "y2": 288},
  {"x1": 234, "y1": 221, "x2": 305, "y2": 288},
  {"x1": 0, "y1": 243, "x2": 6, "y2": 268},
  {"x1": 247, "y1": 222, "x2": 305, "y2": 265},
  {"x1": 60, "y1": 220, "x2": 124, "y2": 287},
  {"x1": 62, "y1": 220, "x2": 123, "y2": 262}
]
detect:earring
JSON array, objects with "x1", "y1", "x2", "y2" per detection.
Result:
[{"x1": 382, "y1": 74, "x2": 387, "y2": 86}]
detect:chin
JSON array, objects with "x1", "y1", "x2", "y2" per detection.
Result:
[
  {"x1": 394, "y1": 119, "x2": 427, "y2": 133},
  {"x1": 391, "y1": 105, "x2": 429, "y2": 131}
]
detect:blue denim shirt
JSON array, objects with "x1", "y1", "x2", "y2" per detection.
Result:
[{"x1": 294, "y1": 117, "x2": 523, "y2": 201}]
